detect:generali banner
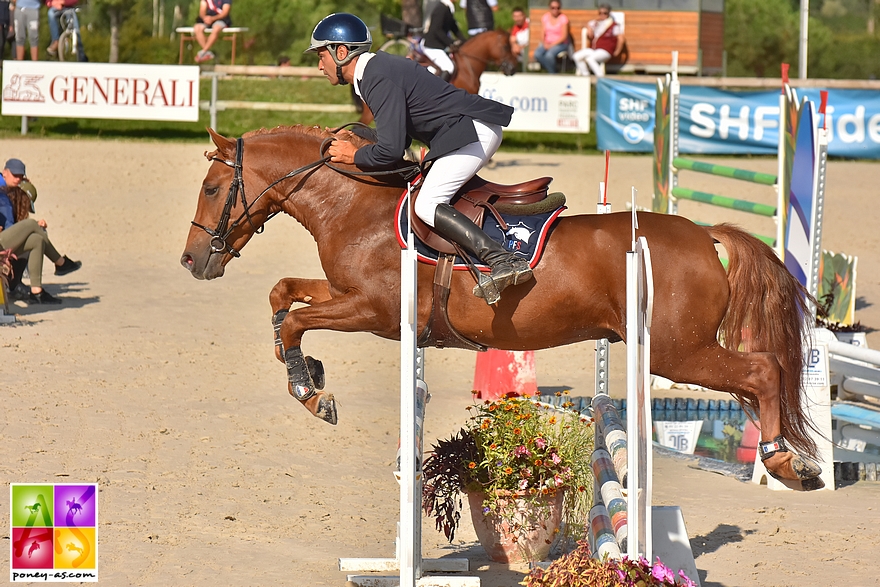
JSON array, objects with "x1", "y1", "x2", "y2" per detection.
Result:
[{"x1": 1, "y1": 61, "x2": 200, "y2": 122}]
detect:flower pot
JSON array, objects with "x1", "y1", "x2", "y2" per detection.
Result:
[{"x1": 467, "y1": 489, "x2": 565, "y2": 564}]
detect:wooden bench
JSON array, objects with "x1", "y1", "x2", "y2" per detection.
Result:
[
  {"x1": 527, "y1": 8, "x2": 723, "y2": 75},
  {"x1": 177, "y1": 26, "x2": 249, "y2": 65}
]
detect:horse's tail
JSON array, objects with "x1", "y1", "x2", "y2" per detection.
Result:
[{"x1": 707, "y1": 223, "x2": 818, "y2": 459}]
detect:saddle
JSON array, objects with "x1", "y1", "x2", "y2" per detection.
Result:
[
  {"x1": 411, "y1": 174, "x2": 560, "y2": 352},
  {"x1": 411, "y1": 175, "x2": 554, "y2": 255}
]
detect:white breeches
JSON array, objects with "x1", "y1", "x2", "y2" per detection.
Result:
[
  {"x1": 420, "y1": 41, "x2": 455, "y2": 75},
  {"x1": 414, "y1": 119, "x2": 503, "y2": 227},
  {"x1": 573, "y1": 47, "x2": 612, "y2": 77}
]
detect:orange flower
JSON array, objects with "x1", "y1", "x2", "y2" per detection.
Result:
[
  {"x1": 541, "y1": 488, "x2": 550, "y2": 495},
  {"x1": 549, "y1": 416, "x2": 557, "y2": 425},
  {"x1": 468, "y1": 462, "x2": 477, "y2": 469},
  {"x1": 488, "y1": 404, "x2": 497, "y2": 411},
  {"x1": 513, "y1": 428, "x2": 522, "y2": 435},
  {"x1": 490, "y1": 443, "x2": 497, "y2": 450},
  {"x1": 504, "y1": 467, "x2": 513, "y2": 475},
  {"x1": 481, "y1": 421, "x2": 489, "y2": 430},
  {"x1": 534, "y1": 459, "x2": 543, "y2": 466}
]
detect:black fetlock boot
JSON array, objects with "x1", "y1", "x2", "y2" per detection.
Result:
[{"x1": 433, "y1": 204, "x2": 532, "y2": 304}]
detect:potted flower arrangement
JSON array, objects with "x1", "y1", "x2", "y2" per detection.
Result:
[
  {"x1": 524, "y1": 540, "x2": 698, "y2": 587},
  {"x1": 422, "y1": 393, "x2": 594, "y2": 563}
]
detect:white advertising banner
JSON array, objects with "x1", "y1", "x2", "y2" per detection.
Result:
[
  {"x1": 478, "y1": 72, "x2": 591, "y2": 133},
  {"x1": 1, "y1": 61, "x2": 200, "y2": 122}
]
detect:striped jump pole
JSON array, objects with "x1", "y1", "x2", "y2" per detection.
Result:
[{"x1": 653, "y1": 55, "x2": 790, "y2": 256}]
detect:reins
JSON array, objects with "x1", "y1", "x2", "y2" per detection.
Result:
[{"x1": 192, "y1": 130, "x2": 421, "y2": 258}]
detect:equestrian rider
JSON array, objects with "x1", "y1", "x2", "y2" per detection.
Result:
[
  {"x1": 306, "y1": 12, "x2": 532, "y2": 304},
  {"x1": 420, "y1": 0, "x2": 465, "y2": 81}
]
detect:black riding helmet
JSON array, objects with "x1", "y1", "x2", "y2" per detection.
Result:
[{"x1": 305, "y1": 13, "x2": 373, "y2": 85}]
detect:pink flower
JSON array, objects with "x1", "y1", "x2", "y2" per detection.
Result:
[
  {"x1": 519, "y1": 478, "x2": 529, "y2": 490},
  {"x1": 534, "y1": 437, "x2": 547, "y2": 449},
  {"x1": 514, "y1": 445, "x2": 531, "y2": 457},
  {"x1": 550, "y1": 452, "x2": 562, "y2": 465},
  {"x1": 651, "y1": 559, "x2": 674, "y2": 583},
  {"x1": 678, "y1": 570, "x2": 697, "y2": 587}
]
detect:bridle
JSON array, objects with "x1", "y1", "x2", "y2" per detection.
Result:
[
  {"x1": 190, "y1": 137, "x2": 329, "y2": 258},
  {"x1": 191, "y1": 129, "x2": 420, "y2": 258}
]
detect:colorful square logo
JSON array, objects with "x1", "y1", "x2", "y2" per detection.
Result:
[{"x1": 10, "y1": 484, "x2": 98, "y2": 582}]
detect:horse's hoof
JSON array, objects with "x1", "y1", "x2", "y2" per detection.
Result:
[
  {"x1": 306, "y1": 356, "x2": 325, "y2": 390},
  {"x1": 801, "y1": 476, "x2": 825, "y2": 491},
  {"x1": 315, "y1": 393, "x2": 337, "y2": 425},
  {"x1": 792, "y1": 455, "x2": 822, "y2": 480}
]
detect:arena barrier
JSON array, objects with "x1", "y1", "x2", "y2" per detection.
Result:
[
  {"x1": 653, "y1": 60, "x2": 828, "y2": 296},
  {"x1": 340, "y1": 184, "x2": 478, "y2": 587}
]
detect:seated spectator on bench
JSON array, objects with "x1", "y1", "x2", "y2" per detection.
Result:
[
  {"x1": 0, "y1": 158, "x2": 81, "y2": 304},
  {"x1": 193, "y1": 0, "x2": 231, "y2": 64},
  {"x1": 573, "y1": 3, "x2": 624, "y2": 77},
  {"x1": 533, "y1": 0, "x2": 570, "y2": 74},
  {"x1": 509, "y1": 7, "x2": 529, "y2": 65}
]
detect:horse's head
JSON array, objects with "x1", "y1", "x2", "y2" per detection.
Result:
[
  {"x1": 479, "y1": 29, "x2": 518, "y2": 76},
  {"x1": 181, "y1": 128, "x2": 288, "y2": 280}
]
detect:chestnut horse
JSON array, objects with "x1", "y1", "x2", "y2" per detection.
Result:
[
  {"x1": 357, "y1": 29, "x2": 518, "y2": 125},
  {"x1": 181, "y1": 125, "x2": 823, "y2": 489}
]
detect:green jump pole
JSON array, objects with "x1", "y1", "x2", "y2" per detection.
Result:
[
  {"x1": 671, "y1": 187, "x2": 778, "y2": 217},
  {"x1": 673, "y1": 157, "x2": 777, "y2": 186}
]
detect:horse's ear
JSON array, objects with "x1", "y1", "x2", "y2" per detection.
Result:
[{"x1": 207, "y1": 127, "x2": 236, "y2": 159}]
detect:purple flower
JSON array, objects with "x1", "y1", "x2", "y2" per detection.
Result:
[{"x1": 652, "y1": 559, "x2": 674, "y2": 583}]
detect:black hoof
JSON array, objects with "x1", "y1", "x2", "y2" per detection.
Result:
[
  {"x1": 316, "y1": 394, "x2": 338, "y2": 425},
  {"x1": 306, "y1": 356, "x2": 325, "y2": 390},
  {"x1": 801, "y1": 476, "x2": 825, "y2": 491}
]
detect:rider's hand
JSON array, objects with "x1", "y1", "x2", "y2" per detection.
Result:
[
  {"x1": 37, "y1": 219, "x2": 47, "y2": 229},
  {"x1": 328, "y1": 139, "x2": 357, "y2": 165}
]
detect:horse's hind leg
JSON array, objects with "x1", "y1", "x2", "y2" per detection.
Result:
[{"x1": 658, "y1": 344, "x2": 823, "y2": 488}]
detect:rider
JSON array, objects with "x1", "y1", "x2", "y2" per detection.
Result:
[
  {"x1": 459, "y1": 0, "x2": 498, "y2": 36},
  {"x1": 46, "y1": 0, "x2": 87, "y2": 61},
  {"x1": 420, "y1": 0, "x2": 465, "y2": 81},
  {"x1": 305, "y1": 12, "x2": 532, "y2": 305}
]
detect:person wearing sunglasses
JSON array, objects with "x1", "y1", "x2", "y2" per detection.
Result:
[
  {"x1": 573, "y1": 3, "x2": 624, "y2": 77},
  {"x1": 532, "y1": 0, "x2": 570, "y2": 74}
]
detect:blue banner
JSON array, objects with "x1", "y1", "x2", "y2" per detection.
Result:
[{"x1": 596, "y1": 78, "x2": 880, "y2": 159}]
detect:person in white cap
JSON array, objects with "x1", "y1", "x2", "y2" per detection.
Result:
[{"x1": 0, "y1": 158, "x2": 81, "y2": 304}]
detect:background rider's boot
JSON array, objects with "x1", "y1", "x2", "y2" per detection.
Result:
[{"x1": 432, "y1": 204, "x2": 532, "y2": 304}]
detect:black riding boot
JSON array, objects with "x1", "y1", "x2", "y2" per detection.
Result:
[{"x1": 433, "y1": 204, "x2": 532, "y2": 304}]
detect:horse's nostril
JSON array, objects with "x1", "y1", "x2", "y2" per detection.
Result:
[{"x1": 181, "y1": 254, "x2": 194, "y2": 269}]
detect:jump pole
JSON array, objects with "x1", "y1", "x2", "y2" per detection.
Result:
[
  {"x1": 653, "y1": 55, "x2": 789, "y2": 254},
  {"x1": 341, "y1": 183, "x2": 478, "y2": 587}
]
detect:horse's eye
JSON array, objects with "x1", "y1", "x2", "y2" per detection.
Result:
[{"x1": 204, "y1": 186, "x2": 219, "y2": 197}]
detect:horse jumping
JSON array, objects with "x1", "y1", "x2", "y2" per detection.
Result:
[{"x1": 180, "y1": 125, "x2": 823, "y2": 488}]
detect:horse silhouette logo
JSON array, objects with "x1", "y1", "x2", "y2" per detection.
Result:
[
  {"x1": 3, "y1": 74, "x2": 45, "y2": 102},
  {"x1": 504, "y1": 222, "x2": 536, "y2": 252},
  {"x1": 66, "y1": 542, "x2": 84, "y2": 555},
  {"x1": 27, "y1": 540, "x2": 40, "y2": 558},
  {"x1": 24, "y1": 502, "x2": 41, "y2": 515},
  {"x1": 66, "y1": 498, "x2": 83, "y2": 516}
]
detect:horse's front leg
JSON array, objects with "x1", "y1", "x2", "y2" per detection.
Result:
[
  {"x1": 278, "y1": 291, "x2": 396, "y2": 426},
  {"x1": 269, "y1": 278, "x2": 333, "y2": 362}
]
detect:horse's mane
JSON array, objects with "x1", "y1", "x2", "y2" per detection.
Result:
[
  {"x1": 205, "y1": 124, "x2": 373, "y2": 162},
  {"x1": 241, "y1": 124, "x2": 372, "y2": 149}
]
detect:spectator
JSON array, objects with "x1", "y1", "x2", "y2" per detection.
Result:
[
  {"x1": 533, "y1": 0, "x2": 570, "y2": 74},
  {"x1": 46, "y1": 0, "x2": 87, "y2": 61},
  {"x1": 193, "y1": 0, "x2": 231, "y2": 64},
  {"x1": 573, "y1": 3, "x2": 624, "y2": 77},
  {"x1": 277, "y1": 55, "x2": 290, "y2": 67},
  {"x1": 509, "y1": 7, "x2": 529, "y2": 65},
  {"x1": 459, "y1": 0, "x2": 497, "y2": 36},
  {"x1": 13, "y1": 0, "x2": 40, "y2": 61},
  {"x1": 0, "y1": 0, "x2": 13, "y2": 60},
  {"x1": 0, "y1": 158, "x2": 81, "y2": 304},
  {"x1": 421, "y1": 0, "x2": 465, "y2": 81}
]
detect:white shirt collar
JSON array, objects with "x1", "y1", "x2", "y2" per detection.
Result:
[{"x1": 353, "y1": 53, "x2": 376, "y2": 98}]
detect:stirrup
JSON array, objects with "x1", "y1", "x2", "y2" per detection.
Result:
[{"x1": 472, "y1": 260, "x2": 532, "y2": 305}]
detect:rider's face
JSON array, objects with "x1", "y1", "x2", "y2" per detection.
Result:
[{"x1": 317, "y1": 47, "x2": 340, "y2": 85}]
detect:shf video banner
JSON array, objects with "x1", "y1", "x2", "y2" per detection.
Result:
[
  {"x1": 1, "y1": 61, "x2": 200, "y2": 122},
  {"x1": 596, "y1": 78, "x2": 880, "y2": 159}
]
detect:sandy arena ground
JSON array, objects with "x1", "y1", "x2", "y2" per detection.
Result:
[{"x1": 1, "y1": 136, "x2": 879, "y2": 587}]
